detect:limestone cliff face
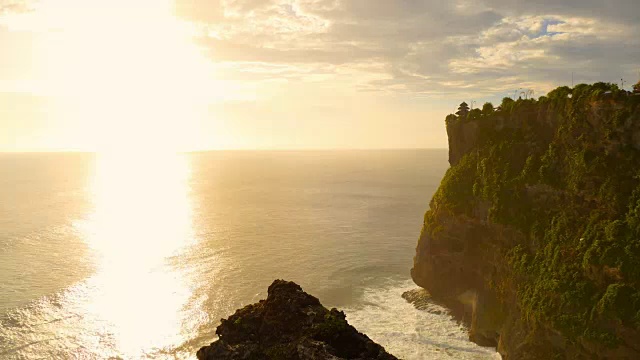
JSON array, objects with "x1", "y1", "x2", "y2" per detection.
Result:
[
  {"x1": 412, "y1": 84, "x2": 640, "y2": 359},
  {"x1": 412, "y1": 211, "x2": 519, "y2": 348},
  {"x1": 447, "y1": 120, "x2": 479, "y2": 166}
]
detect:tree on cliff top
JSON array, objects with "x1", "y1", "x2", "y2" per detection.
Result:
[
  {"x1": 482, "y1": 102, "x2": 494, "y2": 116},
  {"x1": 456, "y1": 102, "x2": 470, "y2": 118},
  {"x1": 500, "y1": 97, "x2": 515, "y2": 112},
  {"x1": 634, "y1": 80, "x2": 640, "y2": 94},
  {"x1": 468, "y1": 108, "x2": 482, "y2": 120}
]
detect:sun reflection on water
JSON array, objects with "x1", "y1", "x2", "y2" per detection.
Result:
[{"x1": 75, "y1": 152, "x2": 198, "y2": 357}]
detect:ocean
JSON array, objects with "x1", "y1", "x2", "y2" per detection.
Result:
[{"x1": 0, "y1": 150, "x2": 498, "y2": 359}]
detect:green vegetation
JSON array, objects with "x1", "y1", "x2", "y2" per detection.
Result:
[
  {"x1": 311, "y1": 310, "x2": 349, "y2": 340},
  {"x1": 432, "y1": 152, "x2": 478, "y2": 215},
  {"x1": 430, "y1": 82, "x2": 640, "y2": 347}
]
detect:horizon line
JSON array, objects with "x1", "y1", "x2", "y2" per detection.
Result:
[{"x1": 0, "y1": 147, "x2": 449, "y2": 154}]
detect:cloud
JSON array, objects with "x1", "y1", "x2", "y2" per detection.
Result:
[
  {"x1": 479, "y1": 0, "x2": 640, "y2": 24},
  {"x1": 1, "y1": 0, "x2": 636, "y2": 150},
  {"x1": 445, "y1": 15, "x2": 639, "y2": 91},
  {"x1": 4, "y1": 0, "x2": 640, "y2": 100},
  {"x1": 178, "y1": 0, "x2": 639, "y2": 98},
  {"x1": 0, "y1": 0, "x2": 31, "y2": 14},
  {"x1": 174, "y1": 0, "x2": 225, "y2": 23}
]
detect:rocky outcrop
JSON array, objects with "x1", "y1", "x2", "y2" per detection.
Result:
[
  {"x1": 413, "y1": 84, "x2": 640, "y2": 359},
  {"x1": 197, "y1": 280, "x2": 397, "y2": 360}
]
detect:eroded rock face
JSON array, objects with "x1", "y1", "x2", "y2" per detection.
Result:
[
  {"x1": 447, "y1": 120, "x2": 478, "y2": 166},
  {"x1": 197, "y1": 280, "x2": 397, "y2": 360},
  {"x1": 411, "y1": 211, "x2": 514, "y2": 349}
]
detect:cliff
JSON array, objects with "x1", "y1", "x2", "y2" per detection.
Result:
[
  {"x1": 412, "y1": 83, "x2": 640, "y2": 359},
  {"x1": 197, "y1": 280, "x2": 397, "y2": 360}
]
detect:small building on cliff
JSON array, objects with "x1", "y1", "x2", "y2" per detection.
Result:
[{"x1": 456, "y1": 102, "x2": 470, "y2": 118}]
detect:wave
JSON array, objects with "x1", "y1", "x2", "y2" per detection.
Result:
[{"x1": 342, "y1": 279, "x2": 501, "y2": 360}]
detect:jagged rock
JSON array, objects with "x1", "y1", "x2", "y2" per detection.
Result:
[{"x1": 197, "y1": 280, "x2": 397, "y2": 360}]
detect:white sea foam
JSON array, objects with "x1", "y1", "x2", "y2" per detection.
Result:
[{"x1": 344, "y1": 279, "x2": 501, "y2": 360}]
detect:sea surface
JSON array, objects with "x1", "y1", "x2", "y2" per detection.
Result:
[{"x1": 0, "y1": 150, "x2": 499, "y2": 359}]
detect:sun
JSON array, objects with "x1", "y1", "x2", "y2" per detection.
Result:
[{"x1": 13, "y1": 0, "x2": 221, "y2": 153}]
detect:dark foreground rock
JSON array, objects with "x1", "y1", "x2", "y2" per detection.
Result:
[{"x1": 197, "y1": 280, "x2": 397, "y2": 360}]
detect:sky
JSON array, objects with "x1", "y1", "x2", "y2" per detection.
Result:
[{"x1": 0, "y1": 0, "x2": 639, "y2": 152}]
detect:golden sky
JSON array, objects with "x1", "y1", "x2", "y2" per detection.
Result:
[{"x1": 0, "y1": 0, "x2": 638, "y2": 152}]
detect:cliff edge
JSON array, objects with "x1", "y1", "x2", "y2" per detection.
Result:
[
  {"x1": 412, "y1": 83, "x2": 640, "y2": 359},
  {"x1": 197, "y1": 280, "x2": 397, "y2": 360}
]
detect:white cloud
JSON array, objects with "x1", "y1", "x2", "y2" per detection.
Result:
[
  {"x1": 1, "y1": 0, "x2": 639, "y2": 150},
  {"x1": 3, "y1": 0, "x2": 638, "y2": 97},
  {"x1": 168, "y1": 0, "x2": 640, "y2": 98}
]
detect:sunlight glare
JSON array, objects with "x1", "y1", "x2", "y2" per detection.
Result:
[
  {"x1": 74, "y1": 152, "x2": 197, "y2": 356},
  {"x1": 12, "y1": 0, "x2": 224, "y2": 152}
]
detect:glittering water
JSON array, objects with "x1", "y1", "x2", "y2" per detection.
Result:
[{"x1": 0, "y1": 150, "x2": 498, "y2": 359}]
